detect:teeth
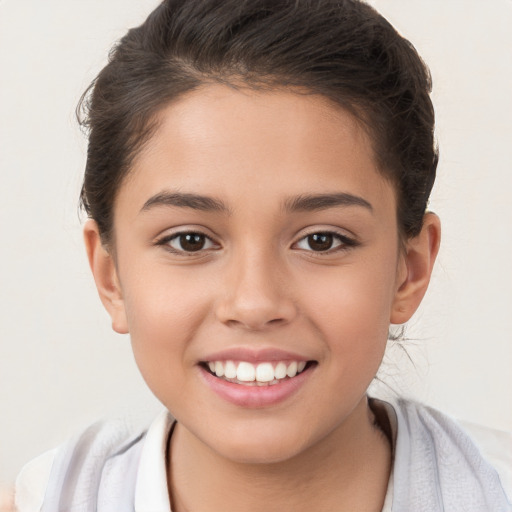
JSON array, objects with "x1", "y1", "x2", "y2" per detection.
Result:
[
  {"x1": 286, "y1": 361, "x2": 298, "y2": 378},
  {"x1": 274, "y1": 362, "x2": 287, "y2": 379},
  {"x1": 237, "y1": 362, "x2": 256, "y2": 382},
  {"x1": 256, "y1": 363, "x2": 274, "y2": 382},
  {"x1": 214, "y1": 361, "x2": 224, "y2": 378},
  {"x1": 224, "y1": 360, "x2": 237, "y2": 379},
  {"x1": 206, "y1": 360, "x2": 309, "y2": 384}
]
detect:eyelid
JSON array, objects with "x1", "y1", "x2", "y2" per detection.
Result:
[
  {"x1": 154, "y1": 227, "x2": 221, "y2": 254},
  {"x1": 153, "y1": 225, "x2": 359, "y2": 255},
  {"x1": 292, "y1": 227, "x2": 359, "y2": 253}
]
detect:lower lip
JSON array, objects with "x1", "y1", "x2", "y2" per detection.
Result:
[{"x1": 199, "y1": 365, "x2": 314, "y2": 408}]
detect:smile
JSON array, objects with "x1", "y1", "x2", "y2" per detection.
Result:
[
  {"x1": 199, "y1": 349, "x2": 317, "y2": 407},
  {"x1": 205, "y1": 360, "x2": 309, "y2": 386}
]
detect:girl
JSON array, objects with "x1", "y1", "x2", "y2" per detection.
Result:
[{"x1": 14, "y1": 0, "x2": 511, "y2": 510}]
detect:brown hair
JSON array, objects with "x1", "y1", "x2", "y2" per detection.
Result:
[{"x1": 78, "y1": 0, "x2": 437, "y2": 246}]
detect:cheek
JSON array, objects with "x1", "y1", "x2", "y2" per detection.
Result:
[
  {"x1": 123, "y1": 260, "x2": 211, "y2": 333},
  {"x1": 121, "y1": 265, "x2": 212, "y2": 386},
  {"x1": 297, "y1": 258, "x2": 396, "y2": 358}
]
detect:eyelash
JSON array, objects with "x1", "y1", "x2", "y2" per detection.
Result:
[
  {"x1": 155, "y1": 230, "x2": 359, "y2": 255},
  {"x1": 293, "y1": 230, "x2": 359, "y2": 254},
  {"x1": 155, "y1": 231, "x2": 219, "y2": 255}
]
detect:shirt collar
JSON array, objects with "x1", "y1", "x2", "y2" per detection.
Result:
[
  {"x1": 132, "y1": 402, "x2": 396, "y2": 512},
  {"x1": 135, "y1": 409, "x2": 175, "y2": 512}
]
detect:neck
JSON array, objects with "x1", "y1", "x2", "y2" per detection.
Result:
[{"x1": 168, "y1": 396, "x2": 391, "y2": 512}]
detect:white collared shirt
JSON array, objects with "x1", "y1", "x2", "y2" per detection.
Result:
[
  {"x1": 133, "y1": 410, "x2": 173, "y2": 512},
  {"x1": 16, "y1": 410, "x2": 174, "y2": 512},
  {"x1": 15, "y1": 402, "x2": 511, "y2": 512}
]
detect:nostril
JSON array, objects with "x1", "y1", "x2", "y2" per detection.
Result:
[{"x1": 224, "y1": 316, "x2": 287, "y2": 330}]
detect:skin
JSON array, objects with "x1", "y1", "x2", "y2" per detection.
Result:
[
  {"x1": 0, "y1": 488, "x2": 14, "y2": 512},
  {"x1": 85, "y1": 85, "x2": 440, "y2": 511}
]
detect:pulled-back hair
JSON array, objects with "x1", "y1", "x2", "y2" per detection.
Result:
[{"x1": 78, "y1": 0, "x2": 437, "y2": 246}]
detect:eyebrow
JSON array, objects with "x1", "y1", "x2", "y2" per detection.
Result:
[
  {"x1": 283, "y1": 193, "x2": 373, "y2": 213},
  {"x1": 140, "y1": 190, "x2": 373, "y2": 215},
  {"x1": 141, "y1": 191, "x2": 230, "y2": 214}
]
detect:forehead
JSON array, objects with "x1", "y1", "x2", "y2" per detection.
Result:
[{"x1": 119, "y1": 85, "x2": 395, "y2": 216}]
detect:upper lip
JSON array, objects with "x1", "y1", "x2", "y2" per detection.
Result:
[{"x1": 200, "y1": 347, "x2": 313, "y2": 364}]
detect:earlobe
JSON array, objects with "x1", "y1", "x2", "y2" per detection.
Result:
[
  {"x1": 390, "y1": 213, "x2": 441, "y2": 325},
  {"x1": 83, "y1": 220, "x2": 129, "y2": 334}
]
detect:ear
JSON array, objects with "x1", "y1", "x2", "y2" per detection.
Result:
[
  {"x1": 83, "y1": 219, "x2": 129, "y2": 334},
  {"x1": 391, "y1": 212, "x2": 441, "y2": 324}
]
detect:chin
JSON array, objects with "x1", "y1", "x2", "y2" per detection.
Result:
[
  {"x1": 206, "y1": 421, "x2": 315, "y2": 465},
  {"x1": 218, "y1": 440, "x2": 306, "y2": 465}
]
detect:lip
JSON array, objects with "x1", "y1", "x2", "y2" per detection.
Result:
[
  {"x1": 200, "y1": 347, "x2": 310, "y2": 364},
  {"x1": 198, "y1": 360, "x2": 315, "y2": 408}
]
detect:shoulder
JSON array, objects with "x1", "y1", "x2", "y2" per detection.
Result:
[
  {"x1": 393, "y1": 398, "x2": 512, "y2": 480},
  {"x1": 15, "y1": 448, "x2": 57, "y2": 512},
  {"x1": 14, "y1": 418, "x2": 147, "y2": 512},
  {"x1": 385, "y1": 398, "x2": 512, "y2": 512},
  {"x1": 455, "y1": 418, "x2": 512, "y2": 502}
]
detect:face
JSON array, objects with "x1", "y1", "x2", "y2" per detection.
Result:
[{"x1": 91, "y1": 85, "x2": 420, "y2": 463}]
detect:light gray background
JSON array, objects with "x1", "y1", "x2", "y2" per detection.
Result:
[{"x1": 1, "y1": 0, "x2": 511, "y2": 487}]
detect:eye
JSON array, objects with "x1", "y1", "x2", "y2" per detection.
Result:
[
  {"x1": 294, "y1": 232, "x2": 356, "y2": 253},
  {"x1": 159, "y1": 232, "x2": 217, "y2": 253}
]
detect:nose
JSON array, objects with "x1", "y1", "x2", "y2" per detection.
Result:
[{"x1": 215, "y1": 249, "x2": 297, "y2": 331}]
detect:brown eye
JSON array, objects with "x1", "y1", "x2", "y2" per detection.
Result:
[
  {"x1": 294, "y1": 231, "x2": 357, "y2": 253},
  {"x1": 306, "y1": 233, "x2": 334, "y2": 251},
  {"x1": 168, "y1": 232, "x2": 214, "y2": 252},
  {"x1": 180, "y1": 233, "x2": 205, "y2": 251}
]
